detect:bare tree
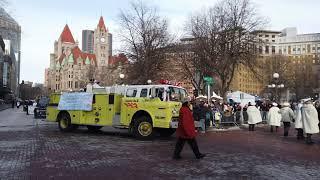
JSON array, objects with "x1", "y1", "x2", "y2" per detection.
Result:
[
  {"x1": 184, "y1": 0, "x2": 266, "y2": 97},
  {"x1": 118, "y1": 1, "x2": 170, "y2": 84}
]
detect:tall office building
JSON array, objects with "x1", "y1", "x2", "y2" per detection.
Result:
[
  {"x1": 82, "y1": 30, "x2": 94, "y2": 53},
  {"x1": 0, "y1": 7, "x2": 21, "y2": 98}
]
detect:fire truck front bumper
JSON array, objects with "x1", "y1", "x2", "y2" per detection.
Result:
[{"x1": 170, "y1": 119, "x2": 202, "y2": 128}]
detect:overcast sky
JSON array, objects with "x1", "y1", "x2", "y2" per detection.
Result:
[{"x1": 6, "y1": 0, "x2": 320, "y2": 83}]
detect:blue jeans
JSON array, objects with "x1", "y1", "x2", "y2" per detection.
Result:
[{"x1": 200, "y1": 119, "x2": 206, "y2": 132}]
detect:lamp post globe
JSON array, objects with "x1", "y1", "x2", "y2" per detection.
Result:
[
  {"x1": 119, "y1": 73, "x2": 125, "y2": 79},
  {"x1": 273, "y1": 73, "x2": 280, "y2": 79},
  {"x1": 280, "y1": 84, "x2": 284, "y2": 88},
  {"x1": 147, "y1": 80, "x2": 152, "y2": 84}
]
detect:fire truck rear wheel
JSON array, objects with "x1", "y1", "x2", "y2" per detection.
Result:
[
  {"x1": 134, "y1": 116, "x2": 155, "y2": 140},
  {"x1": 58, "y1": 113, "x2": 74, "y2": 132},
  {"x1": 87, "y1": 125, "x2": 103, "y2": 131}
]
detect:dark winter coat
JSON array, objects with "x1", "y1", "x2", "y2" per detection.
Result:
[{"x1": 177, "y1": 106, "x2": 197, "y2": 139}]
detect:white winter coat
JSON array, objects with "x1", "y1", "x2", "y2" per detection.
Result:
[
  {"x1": 279, "y1": 107, "x2": 295, "y2": 123},
  {"x1": 301, "y1": 103, "x2": 319, "y2": 134},
  {"x1": 294, "y1": 103, "x2": 303, "y2": 129},
  {"x1": 267, "y1": 106, "x2": 281, "y2": 127},
  {"x1": 247, "y1": 106, "x2": 262, "y2": 124},
  {"x1": 86, "y1": 83, "x2": 93, "y2": 92}
]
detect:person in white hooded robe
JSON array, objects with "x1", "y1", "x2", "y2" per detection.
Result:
[
  {"x1": 301, "y1": 98, "x2": 319, "y2": 144},
  {"x1": 294, "y1": 100, "x2": 304, "y2": 140},
  {"x1": 247, "y1": 102, "x2": 262, "y2": 131},
  {"x1": 279, "y1": 102, "x2": 295, "y2": 137},
  {"x1": 267, "y1": 103, "x2": 281, "y2": 133}
]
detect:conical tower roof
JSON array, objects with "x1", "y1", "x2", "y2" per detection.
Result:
[{"x1": 60, "y1": 24, "x2": 75, "y2": 43}]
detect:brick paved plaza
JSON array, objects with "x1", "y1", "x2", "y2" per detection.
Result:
[{"x1": 0, "y1": 108, "x2": 320, "y2": 179}]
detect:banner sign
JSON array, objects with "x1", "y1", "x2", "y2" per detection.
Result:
[{"x1": 58, "y1": 92, "x2": 93, "y2": 111}]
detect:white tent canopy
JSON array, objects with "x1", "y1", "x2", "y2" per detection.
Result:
[
  {"x1": 227, "y1": 91, "x2": 255, "y2": 106},
  {"x1": 211, "y1": 91, "x2": 223, "y2": 100}
]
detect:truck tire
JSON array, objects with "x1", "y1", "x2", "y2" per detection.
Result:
[
  {"x1": 58, "y1": 113, "x2": 74, "y2": 132},
  {"x1": 133, "y1": 116, "x2": 155, "y2": 140},
  {"x1": 87, "y1": 125, "x2": 103, "y2": 131},
  {"x1": 157, "y1": 128, "x2": 176, "y2": 137}
]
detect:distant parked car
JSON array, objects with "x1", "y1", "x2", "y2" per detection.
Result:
[{"x1": 34, "y1": 97, "x2": 49, "y2": 119}]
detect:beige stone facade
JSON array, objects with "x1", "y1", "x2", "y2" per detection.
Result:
[{"x1": 45, "y1": 17, "x2": 123, "y2": 92}]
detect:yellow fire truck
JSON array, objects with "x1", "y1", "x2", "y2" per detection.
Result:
[{"x1": 46, "y1": 85, "x2": 188, "y2": 139}]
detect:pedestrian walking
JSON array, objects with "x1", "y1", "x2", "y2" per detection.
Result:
[
  {"x1": 173, "y1": 97, "x2": 205, "y2": 160},
  {"x1": 267, "y1": 103, "x2": 281, "y2": 132},
  {"x1": 279, "y1": 102, "x2": 295, "y2": 137},
  {"x1": 301, "y1": 98, "x2": 319, "y2": 144},
  {"x1": 16, "y1": 101, "x2": 20, "y2": 108},
  {"x1": 247, "y1": 102, "x2": 262, "y2": 131},
  {"x1": 294, "y1": 101, "x2": 304, "y2": 140}
]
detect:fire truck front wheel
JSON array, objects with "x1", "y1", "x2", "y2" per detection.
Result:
[
  {"x1": 134, "y1": 116, "x2": 155, "y2": 140},
  {"x1": 58, "y1": 113, "x2": 74, "y2": 132}
]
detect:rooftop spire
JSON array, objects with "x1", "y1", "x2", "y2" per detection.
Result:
[
  {"x1": 60, "y1": 24, "x2": 75, "y2": 43},
  {"x1": 98, "y1": 16, "x2": 107, "y2": 30}
]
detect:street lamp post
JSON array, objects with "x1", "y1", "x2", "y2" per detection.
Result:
[
  {"x1": 267, "y1": 73, "x2": 284, "y2": 103},
  {"x1": 119, "y1": 73, "x2": 125, "y2": 85}
]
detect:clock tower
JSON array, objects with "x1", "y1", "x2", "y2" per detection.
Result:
[{"x1": 94, "y1": 16, "x2": 110, "y2": 67}]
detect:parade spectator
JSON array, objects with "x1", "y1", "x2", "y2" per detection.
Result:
[
  {"x1": 267, "y1": 103, "x2": 281, "y2": 133},
  {"x1": 198, "y1": 100, "x2": 207, "y2": 133},
  {"x1": 173, "y1": 97, "x2": 205, "y2": 160},
  {"x1": 315, "y1": 101, "x2": 320, "y2": 129},
  {"x1": 204, "y1": 103, "x2": 212, "y2": 129},
  {"x1": 294, "y1": 100, "x2": 304, "y2": 140},
  {"x1": 301, "y1": 98, "x2": 319, "y2": 144},
  {"x1": 247, "y1": 102, "x2": 262, "y2": 131},
  {"x1": 279, "y1": 102, "x2": 295, "y2": 137},
  {"x1": 86, "y1": 79, "x2": 94, "y2": 92},
  {"x1": 261, "y1": 102, "x2": 268, "y2": 121}
]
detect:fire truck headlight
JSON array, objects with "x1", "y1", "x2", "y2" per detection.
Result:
[{"x1": 172, "y1": 109, "x2": 178, "y2": 115}]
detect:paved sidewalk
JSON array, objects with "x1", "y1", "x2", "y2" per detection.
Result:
[{"x1": 0, "y1": 108, "x2": 320, "y2": 179}]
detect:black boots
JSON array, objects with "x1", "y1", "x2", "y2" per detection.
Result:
[
  {"x1": 249, "y1": 124, "x2": 255, "y2": 131},
  {"x1": 296, "y1": 128, "x2": 304, "y2": 140},
  {"x1": 196, "y1": 153, "x2": 206, "y2": 159},
  {"x1": 306, "y1": 134, "x2": 314, "y2": 145}
]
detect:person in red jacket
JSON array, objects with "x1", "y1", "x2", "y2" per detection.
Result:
[{"x1": 173, "y1": 97, "x2": 206, "y2": 160}]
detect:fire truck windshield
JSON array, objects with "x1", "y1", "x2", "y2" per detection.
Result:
[{"x1": 168, "y1": 87, "x2": 188, "y2": 102}]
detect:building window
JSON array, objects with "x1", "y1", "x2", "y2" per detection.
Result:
[
  {"x1": 272, "y1": 35, "x2": 275, "y2": 38},
  {"x1": 259, "y1": 34, "x2": 262, "y2": 37},
  {"x1": 272, "y1": 40, "x2": 275, "y2": 42},
  {"x1": 265, "y1": 46, "x2": 269, "y2": 54},
  {"x1": 259, "y1": 46, "x2": 262, "y2": 54},
  {"x1": 265, "y1": 35, "x2": 269, "y2": 38},
  {"x1": 75, "y1": 81, "x2": 78, "y2": 88},
  {"x1": 272, "y1": 46, "x2": 276, "y2": 54}
]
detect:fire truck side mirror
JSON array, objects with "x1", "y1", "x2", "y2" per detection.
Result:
[{"x1": 150, "y1": 87, "x2": 156, "y2": 98}]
